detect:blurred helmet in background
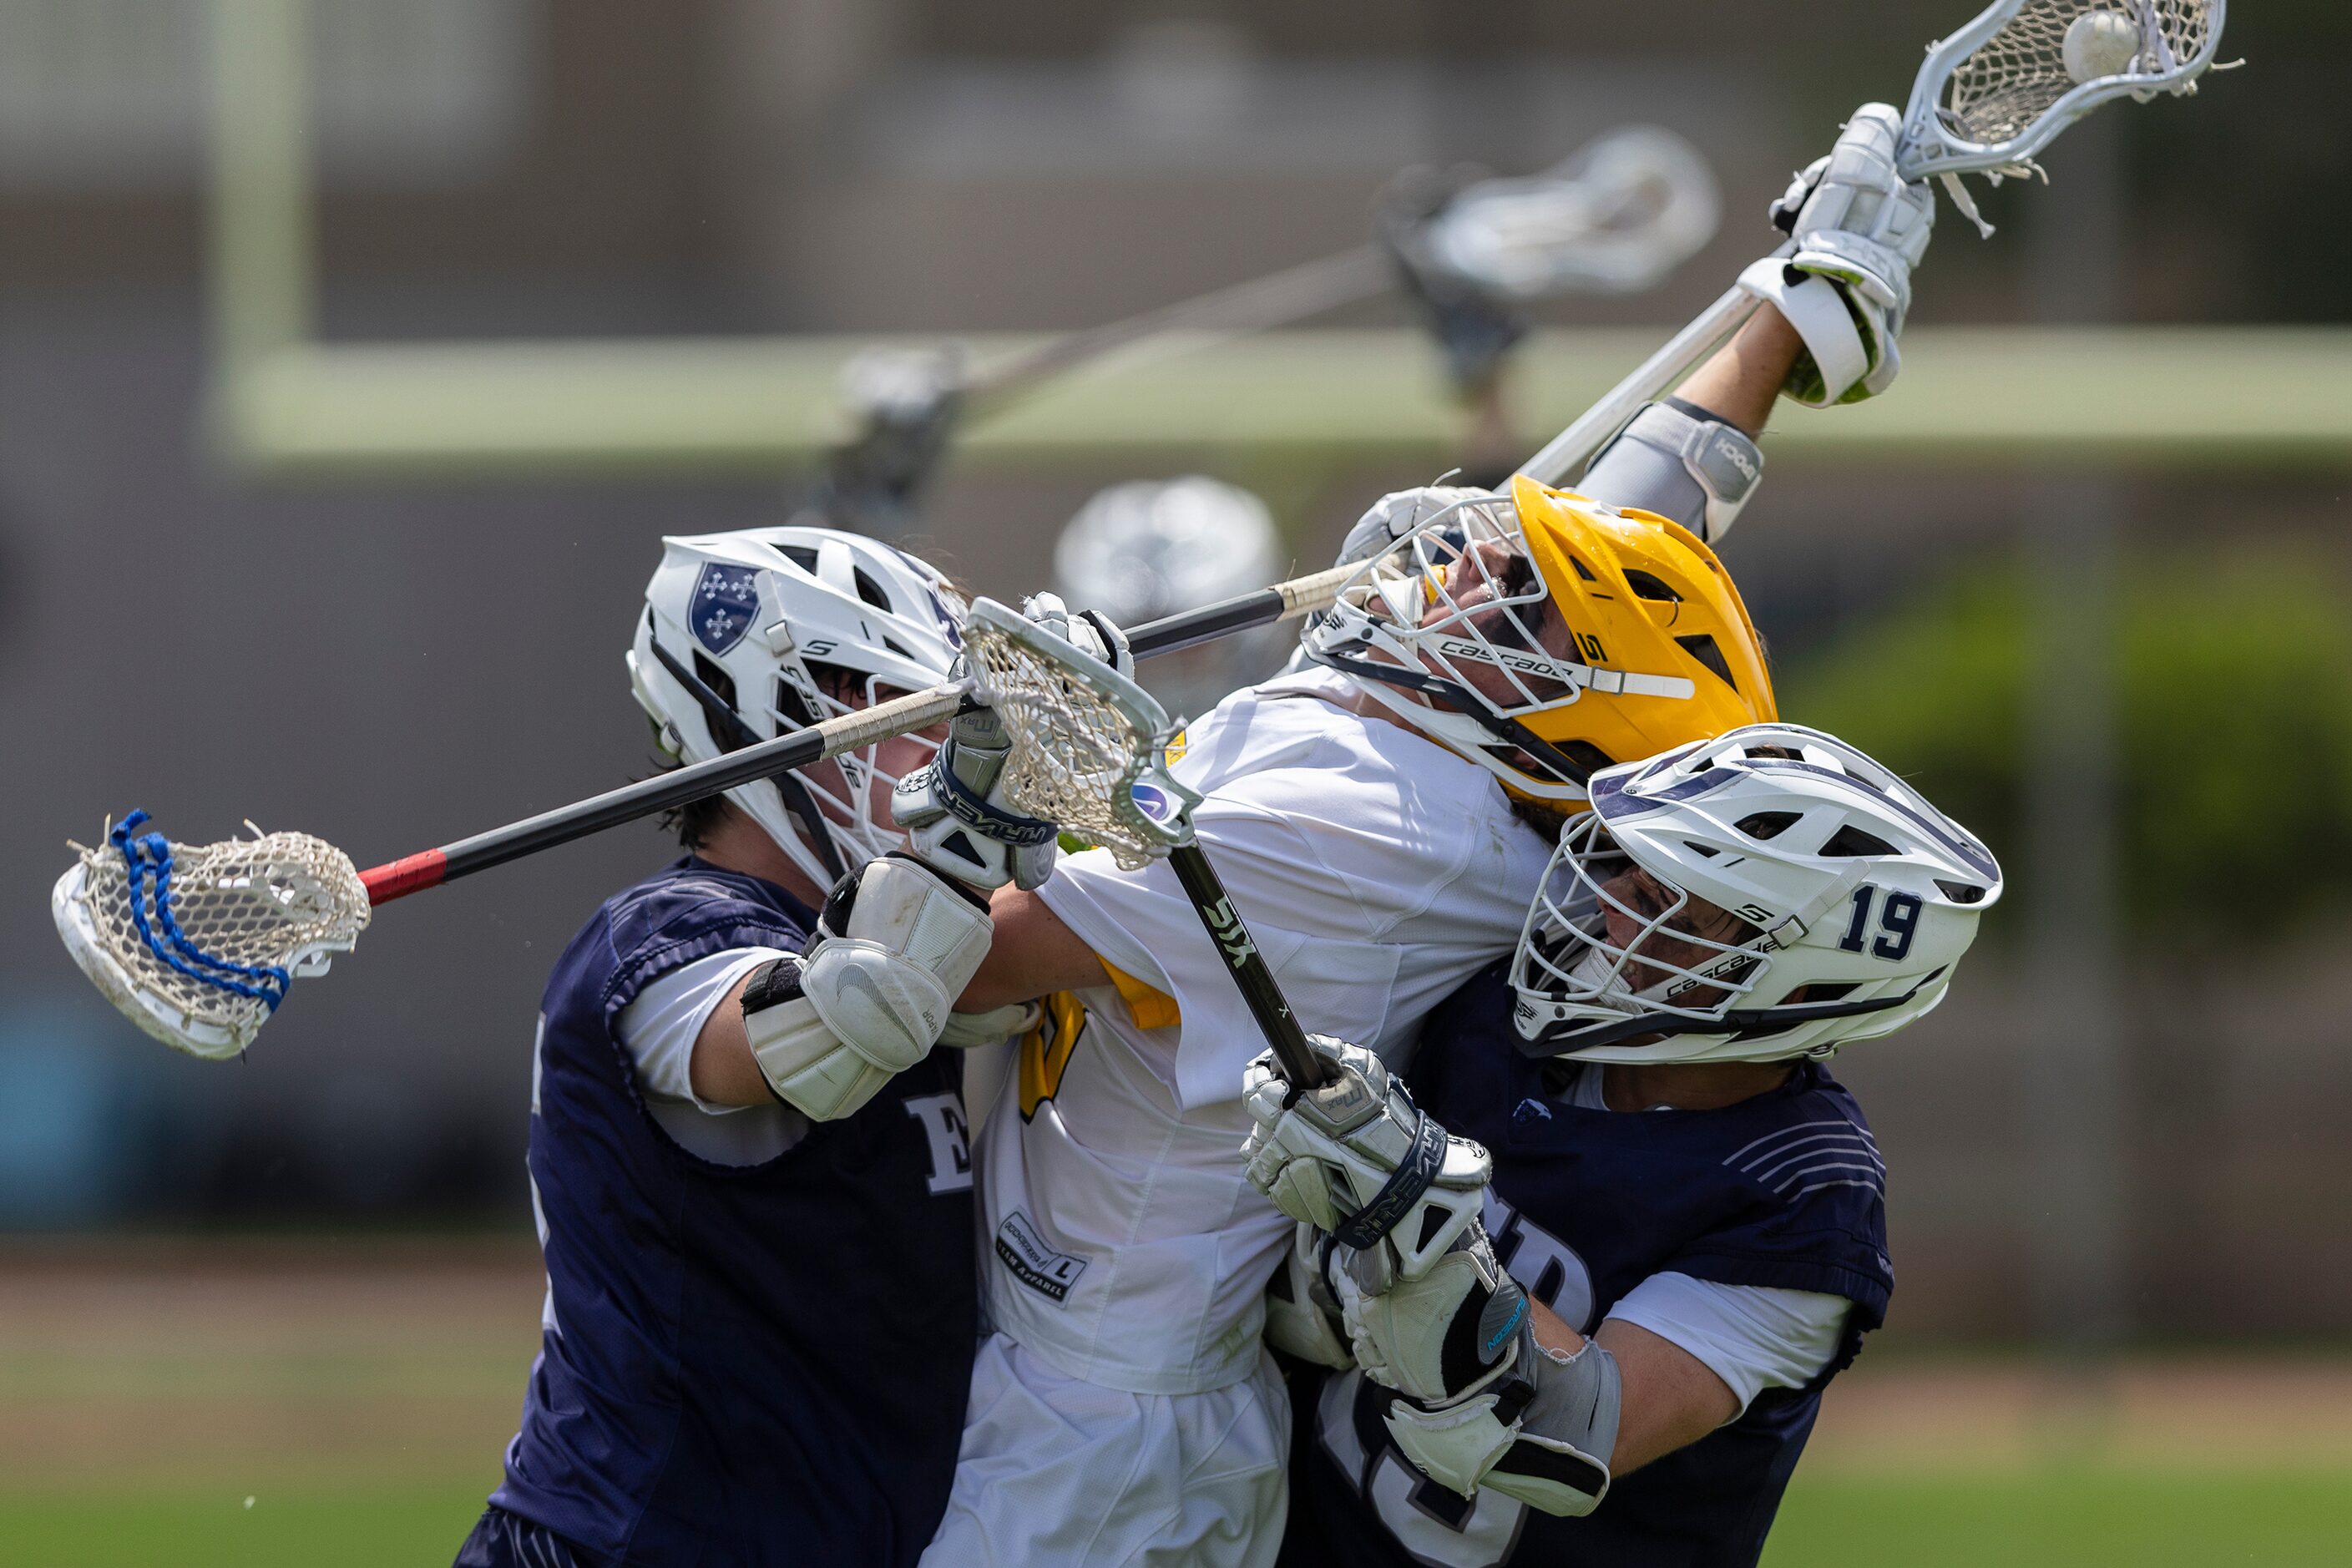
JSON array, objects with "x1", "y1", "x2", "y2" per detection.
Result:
[{"x1": 1053, "y1": 476, "x2": 1290, "y2": 721}]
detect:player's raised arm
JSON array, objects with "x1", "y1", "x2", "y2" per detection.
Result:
[{"x1": 1558, "y1": 106, "x2": 1938, "y2": 545}]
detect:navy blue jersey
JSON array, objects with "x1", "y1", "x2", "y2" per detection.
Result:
[
  {"x1": 1285, "y1": 961, "x2": 1893, "y2": 1568},
  {"x1": 491, "y1": 857, "x2": 979, "y2": 1568}
]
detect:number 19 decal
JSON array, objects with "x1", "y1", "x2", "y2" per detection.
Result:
[{"x1": 1838, "y1": 885, "x2": 1921, "y2": 961}]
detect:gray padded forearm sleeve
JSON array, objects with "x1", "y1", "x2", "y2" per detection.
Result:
[{"x1": 1580, "y1": 398, "x2": 1763, "y2": 544}]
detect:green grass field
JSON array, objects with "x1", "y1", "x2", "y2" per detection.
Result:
[
  {"x1": 3, "y1": 1470, "x2": 2348, "y2": 1568},
  {"x1": 4, "y1": 1245, "x2": 2348, "y2": 1566}
]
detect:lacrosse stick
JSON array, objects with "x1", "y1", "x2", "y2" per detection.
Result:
[
  {"x1": 54, "y1": 586, "x2": 1350, "y2": 1080},
  {"x1": 1515, "y1": 0, "x2": 2228, "y2": 488},
  {"x1": 819, "y1": 127, "x2": 1720, "y2": 530}
]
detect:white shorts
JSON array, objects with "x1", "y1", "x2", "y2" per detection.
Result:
[{"x1": 918, "y1": 1332, "x2": 1290, "y2": 1568}]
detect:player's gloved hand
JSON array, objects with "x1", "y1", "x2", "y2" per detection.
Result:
[
  {"x1": 1336, "y1": 1220, "x2": 1619, "y2": 1519},
  {"x1": 1740, "y1": 103, "x2": 1934, "y2": 407},
  {"x1": 1240, "y1": 1034, "x2": 1491, "y2": 1282},
  {"x1": 1332, "y1": 1217, "x2": 1525, "y2": 1404},
  {"x1": 1335, "y1": 485, "x2": 1492, "y2": 570},
  {"x1": 1018, "y1": 591, "x2": 1135, "y2": 679},
  {"x1": 892, "y1": 701, "x2": 1061, "y2": 892},
  {"x1": 1262, "y1": 1221, "x2": 1356, "y2": 1370}
]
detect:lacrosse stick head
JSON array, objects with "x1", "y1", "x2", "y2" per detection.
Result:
[
  {"x1": 52, "y1": 811, "x2": 371, "y2": 1060},
  {"x1": 1424, "y1": 125, "x2": 1722, "y2": 300},
  {"x1": 959, "y1": 599, "x2": 1202, "y2": 869},
  {"x1": 1903, "y1": 0, "x2": 2225, "y2": 179}
]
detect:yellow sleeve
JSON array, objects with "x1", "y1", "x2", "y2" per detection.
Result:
[{"x1": 1102, "y1": 959, "x2": 1181, "y2": 1031}]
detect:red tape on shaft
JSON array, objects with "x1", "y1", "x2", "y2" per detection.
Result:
[{"x1": 360, "y1": 849, "x2": 449, "y2": 906}]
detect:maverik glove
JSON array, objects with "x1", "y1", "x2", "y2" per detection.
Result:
[
  {"x1": 1740, "y1": 103, "x2": 1935, "y2": 407},
  {"x1": 1337, "y1": 1219, "x2": 1621, "y2": 1519},
  {"x1": 891, "y1": 592, "x2": 1131, "y2": 891},
  {"x1": 1262, "y1": 1221, "x2": 1356, "y2": 1371},
  {"x1": 892, "y1": 701, "x2": 1060, "y2": 891},
  {"x1": 1240, "y1": 1034, "x2": 1491, "y2": 1283}
]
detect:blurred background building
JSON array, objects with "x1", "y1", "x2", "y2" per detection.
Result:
[{"x1": 3, "y1": 0, "x2": 2347, "y2": 1369}]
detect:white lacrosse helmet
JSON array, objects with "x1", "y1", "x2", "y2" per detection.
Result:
[
  {"x1": 628, "y1": 527, "x2": 965, "y2": 889},
  {"x1": 1510, "y1": 723, "x2": 2001, "y2": 1065},
  {"x1": 1054, "y1": 476, "x2": 1288, "y2": 720}
]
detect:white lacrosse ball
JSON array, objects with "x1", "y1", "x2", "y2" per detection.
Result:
[{"x1": 2062, "y1": 10, "x2": 2142, "y2": 84}]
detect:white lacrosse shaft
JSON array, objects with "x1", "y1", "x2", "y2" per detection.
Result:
[
  {"x1": 1516, "y1": 240, "x2": 1793, "y2": 488},
  {"x1": 1514, "y1": 0, "x2": 2226, "y2": 488}
]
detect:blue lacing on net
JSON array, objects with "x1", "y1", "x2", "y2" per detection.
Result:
[{"x1": 109, "y1": 809, "x2": 291, "y2": 1012}]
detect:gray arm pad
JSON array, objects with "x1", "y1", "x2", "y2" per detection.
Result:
[
  {"x1": 1485, "y1": 1330, "x2": 1623, "y2": 1515},
  {"x1": 1580, "y1": 399, "x2": 1763, "y2": 544}
]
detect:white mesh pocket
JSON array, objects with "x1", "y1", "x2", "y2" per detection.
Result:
[
  {"x1": 960, "y1": 601, "x2": 1201, "y2": 871},
  {"x1": 53, "y1": 812, "x2": 370, "y2": 1059},
  {"x1": 1945, "y1": 1, "x2": 2216, "y2": 148}
]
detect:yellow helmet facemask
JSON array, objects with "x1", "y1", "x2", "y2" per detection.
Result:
[{"x1": 1301, "y1": 475, "x2": 1776, "y2": 802}]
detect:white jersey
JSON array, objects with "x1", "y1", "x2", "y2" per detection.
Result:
[{"x1": 981, "y1": 663, "x2": 1553, "y2": 1395}]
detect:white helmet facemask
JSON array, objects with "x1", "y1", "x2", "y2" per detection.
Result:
[
  {"x1": 1510, "y1": 723, "x2": 2003, "y2": 1065},
  {"x1": 1302, "y1": 492, "x2": 1619, "y2": 793},
  {"x1": 627, "y1": 527, "x2": 966, "y2": 891}
]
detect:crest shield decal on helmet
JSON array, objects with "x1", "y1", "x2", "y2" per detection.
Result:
[{"x1": 690, "y1": 564, "x2": 761, "y2": 655}]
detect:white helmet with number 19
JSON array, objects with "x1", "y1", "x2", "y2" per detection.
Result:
[
  {"x1": 628, "y1": 527, "x2": 965, "y2": 891},
  {"x1": 1511, "y1": 724, "x2": 2000, "y2": 1064}
]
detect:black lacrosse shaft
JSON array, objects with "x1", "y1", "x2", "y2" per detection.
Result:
[
  {"x1": 362, "y1": 584, "x2": 1313, "y2": 906},
  {"x1": 358, "y1": 712, "x2": 918, "y2": 903},
  {"x1": 1125, "y1": 584, "x2": 1294, "y2": 660},
  {"x1": 1166, "y1": 842, "x2": 1333, "y2": 1090}
]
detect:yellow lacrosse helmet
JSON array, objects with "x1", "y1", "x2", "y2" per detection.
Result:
[{"x1": 1302, "y1": 473, "x2": 1776, "y2": 803}]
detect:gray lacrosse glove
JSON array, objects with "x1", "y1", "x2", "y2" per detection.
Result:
[
  {"x1": 892, "y1": 701, "x2": 1061, "y2": 891},
  {"x1": 1240, "y1": 1034, "x2": 1491, "y2": 1284},
  {"x1": 1019, "y1": 590, "x2": 1135, "y2": 678},
  {"x1": 1335, "y1": 485, "x2": 1490, "y2": 570},
  {"x1": 1337, "y1": 1221, "x2": 1620, "y2": 1519},
  {"x1": 1262, "y1": 1220, "x2": 1356, "y2": 1370},
  {"x1": 1741, "y1": 103, "x2": 1935, "y2": 407},
  {"x1": 892, "y1": 593, "x2": 1133, "y2": 890}
]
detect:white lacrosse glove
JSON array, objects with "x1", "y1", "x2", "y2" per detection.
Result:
[
  {"x1": 1018, "y1": 590, "x2": 1136, "y2": 678},
  {"x1": 891, "y1": 701, "x2": 1062, "y2": 892},
  {"x1": 892, "y1": 592, "x2": 1135, "y2": 890},
  {"x1": 742, "y1": 853, "x2": 995, "y2": 1120},
  {"x1": 1240, "y1": 1034, "x2": 1491, "y2": 1284},
  {"x1": 1741, "y1": 103, "x2": 1935, "y2": 407},
  {"x1": 1335, "y1": 485, "x2": 1490, "y2": 570},
  {"x1": 1337, "y1": 1221, "x2": 1620, "y2": 1519},
  {"x1": 1263, "y1": 1221, "x2": 1356, "y2": 1370}
]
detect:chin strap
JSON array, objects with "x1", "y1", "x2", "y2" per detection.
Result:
[
  {"x1": 648, "y1": 634, "x2": 847, "y2": 883},
  {"x1": 1516, "y1": 969, "x2": 1941, "y2": 1059}
]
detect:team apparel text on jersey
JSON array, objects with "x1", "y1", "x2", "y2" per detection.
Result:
[
  {"x1": 1284, "y1": 963, "x2": 1894, "y2": 1568},
  {"x1": 489, "y1": 857, "x2": 977, "y2": 1568}
]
